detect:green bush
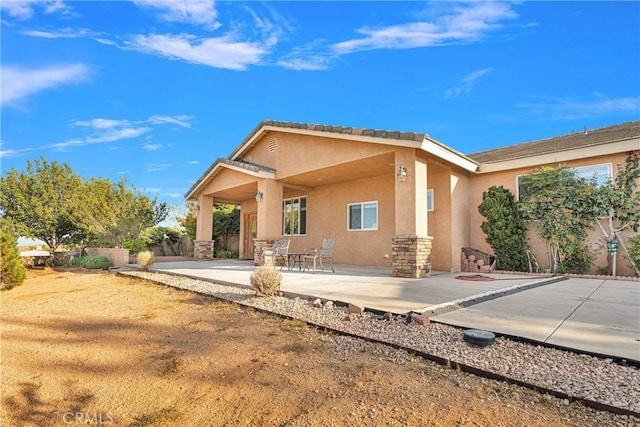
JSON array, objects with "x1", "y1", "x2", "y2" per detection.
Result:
[
  {"x1": 72, "y1": 255, "x2": 110, "y2": 270},
  {"x1": 137, "y1": 250, "x2": 155, "y2": 271},
  {"x1": 250, "y1": 267, "x2": 282, "y2": 296},
  {"x1": 627, "y1": 235, "x2": 640, "y2": 272},
  {"x1": 1, "y1": 218, "x2": 27, "y2": 290},
  {"x1": 215, "y1": 249, "x2": 238, "y2": 259},
  {"x1": 124, "y1": 238, "x2": 147, "y2": 254}
]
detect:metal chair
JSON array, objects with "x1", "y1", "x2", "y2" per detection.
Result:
[
  {"x1": 303, "y1": 239, "x2": 335, "y2": 273},
  {"x1": 261, "y1": 239, "x2": 290, "y2": 270}
]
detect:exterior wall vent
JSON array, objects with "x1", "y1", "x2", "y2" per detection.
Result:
[{"x1": 268, "y1": 138, "x2": 278, "y2": 152}]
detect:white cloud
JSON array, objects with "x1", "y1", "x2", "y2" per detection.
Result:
[
  {"x1": 146, "y1": 163, "x2": 172, "y2": 172},
  {"x1": 332, "y1": 2, "x2": 517, "y2": 54},
  {"x1": 21, "y1": 27, "x2": 93, "y2": 38},
  {"x1": 516, "y1": 94, "x2": 640, "y2": 120},
  {"x1": 85, "y1": 127, "x2": 151, "y2": 144},
  {"x1": 73, "y1": 118, "x2": 131, "y2": 129},
  {"x1": 187, "y1": 161, "x2": 200, "y2": 164},
  {"x1": 127, "y1": 33, "x2": 267, "y2": 70},
  {"x1": 1, "y1": 0, "x2": 72, "y2": 21},
  {"x1": 132, "y1": 0, "x2": 220, "y2": 30},
  {"x1": 1, "y1": 63, "x2": 90, "y2": 106},
  {"x1": 143, "y1": 143, "x2": 162, "y2": 151},
  {"x1": 147, "y1": 114, "x2": 194, "y2": 128},
  {"x1": 444, "y1": 67, "x2": 493, "y2": 99}
]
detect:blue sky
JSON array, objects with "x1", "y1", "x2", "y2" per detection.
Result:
[{"x1": 2, "y1": 1, "x2": 639, "y2": 216}]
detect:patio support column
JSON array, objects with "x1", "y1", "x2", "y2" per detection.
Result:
[
  {"x1": 194, "y1": 194, "x2": 214, "y2": 260},
  {"x1": 254, "y1": 179, "x2": 283, "y2": 263},
  {"x1": 393, "y1": 151, "x2": 431, "y2": 277}
]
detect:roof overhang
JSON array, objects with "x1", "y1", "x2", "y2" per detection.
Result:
[
  {"x1": 185, "y1": 159, "x2": 275, "y2": 200},
  {"x1": 477, "y1": 139, "x2": 639, "y2": 173},
  {"x1": 230, "y1": 122, "x2": 479, "y2": 173},
  {"x1": 420, "y1": 137, "x2": 479, "y2": 173}
]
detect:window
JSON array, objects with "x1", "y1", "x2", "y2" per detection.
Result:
[
  {"x1": 573, "y1": 164, "x2": 612, "y2": 187},
  {"x1": 517, "y1": 163, "x2": 612, "y2": 200},
  {"x1": 427, "y1": 189, "x2": 434, "y2": 212},
  {"x1": 282, "y1": 196, "x2": 306, "y2": 235},
  {"x1": 348, "y1": 201, "x2": 378, "y2": 231}
]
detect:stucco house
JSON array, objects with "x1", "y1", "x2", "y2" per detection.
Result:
[{"x1": 185, "y1": 120, "x2": 639, "y2": 278}]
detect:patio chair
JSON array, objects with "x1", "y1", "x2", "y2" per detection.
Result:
[
  {"x1": 261, "y1": 239, "x2": 290, "y2": 270},
  {"x1": 303, "y1": 239, "x2": 336, "y2": 273}
]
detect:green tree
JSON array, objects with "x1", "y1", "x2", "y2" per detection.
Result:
[
  {"x1": 176, "y1": 202, "x2": 197, "y2": 242},
  {"x1": 0, "y1": 157, "x2": 86, "y2": 252},
  {"x1": 518, "y1": 165, "x2": 599, "y2": 274},
  {"x1": 592, "y1": 152, "x2": 640, "y2": 276},
  {"x1": 1, "y1": 218, "x2": 27, "y2": 290},
  {"x1": 213, "y1": 204, "x2": 239, "y2": 252},
  {"x1": 79, "y1": 178, "x2": 169, "y2": 248},
  {"x1": 478, "y1": 186, "x2": 529, "y2": 271}
]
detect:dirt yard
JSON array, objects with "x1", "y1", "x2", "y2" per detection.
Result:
[{"x1": 0, "y1": 269, "x2": 633, "y2": 426}]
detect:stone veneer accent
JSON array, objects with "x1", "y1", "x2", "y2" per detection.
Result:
[
  {"x1": 253, "y1": 239, "x2": 275, "y2": 265},
  {"x1": 392, "y1": 235, "x2": 432, "y2": 278},
  {"x1": 194, "y1": 240, "x2": 214, "y2": 261}
]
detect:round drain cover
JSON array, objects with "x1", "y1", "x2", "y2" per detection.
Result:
[{"x1": 463, "y1": 329, "x2": 495, "y2": 347}]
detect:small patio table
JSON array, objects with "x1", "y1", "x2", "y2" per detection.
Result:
[{"x1": 287, "y1": 252, "x2": 306, "y2": 271}]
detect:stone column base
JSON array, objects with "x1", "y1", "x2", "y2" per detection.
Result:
[
  {"x1": 253, "y1": 239, "x2": 273, "y2": 266},
  {"x1": 194, "y1": 240, "x2": 214, "y2": 261},
  {"x1": 392, "y1": 235, "x2": 432, "y2": 278}
]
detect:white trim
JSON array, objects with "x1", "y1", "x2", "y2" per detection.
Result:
[
  {"x1": 185, "y1": 161, "x2": 275, "y2": 200},
  {"x1": 478, "y1": 139, "x2": 638, "y2": 173},
  {"x1": 420, "y1": 138, "x2": 479, "y2": 173}
]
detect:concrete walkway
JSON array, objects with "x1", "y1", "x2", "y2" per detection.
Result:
[{"x1": 145, "y1": 259, "x2": 640, "y2": 362}]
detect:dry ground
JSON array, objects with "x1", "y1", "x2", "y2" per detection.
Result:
[{"x1": 0, "y1": 268, "x2": 634, "y2": 426}]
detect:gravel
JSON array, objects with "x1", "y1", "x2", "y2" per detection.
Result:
[{"x1": 121, "y1": 270, "x2": 640, "y2": 422}]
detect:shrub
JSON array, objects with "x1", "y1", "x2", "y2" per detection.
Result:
[
  {"x1": 627, "y1": 235, "x2": 640, "y2": 273},
  {"x1": 124, "y1": 238, "x2": 147, "y2": 254},
  {"x1": 137, "y1": 250, "x2": 155, "y2": 271},
  {"x1": 1, "y1": 218, "x2": 27, "y2": 290},
  {"x1": 215, "y1": 248, "x2": 238, "y2": 259},
  {"x1": 250, "y1": 267, "x2": 282, "y2": 296},
  {"x1": 477, "y1": 186, "x2": 529, "y2": 271},
  {"x1": 72, "y1": 255, "x2": 110, "y2": 270}
]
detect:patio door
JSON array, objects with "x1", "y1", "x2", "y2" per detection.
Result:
[{"x1": 244, "y1": 213, "x2": 258, "y2": 259}]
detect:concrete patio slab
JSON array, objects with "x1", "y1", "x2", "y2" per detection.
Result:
[
  {"x1": 433, "y1": 278, "x2": 640, "y2": 361},
  {"x1": 142, "y1": 259, "x2": 640, "y2": 362}
]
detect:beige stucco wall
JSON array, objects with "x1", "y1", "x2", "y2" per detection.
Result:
[
  {"x1": 469, "y1": 152, "x2": 636, "y2": 276},
  {"x1": 281, "y1": 174, "x2": 396, "y2": 267}
]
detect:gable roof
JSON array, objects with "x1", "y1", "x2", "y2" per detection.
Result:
[
  {"x1": 467, "y1": 121, "x2": 640, "y2": 164},
  {"x1": 184, "y1": 158, "x2": 276, "y2": 200}
]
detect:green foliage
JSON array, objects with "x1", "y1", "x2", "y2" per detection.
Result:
[
  {"x1": 628, "y1": 235, "x2": 640, "y2": 269},
  {"x1": 591, "y1": 152, "x2": 640, "y2": 276},
  {"x1": 176, "y1": 202, "x2": 197, "y2": 242},
  {"x1": 250, "y1": 267, "x2": 282, "y2": 296},
  {"x1": 478, "y1": 186, "x2": 529, "y2": 271},
  {"x1": 136, "y1": 250, "x2": 155, "y2": 271},
  {"x1": 123, "y1": 238, "x2": 147, "y2": 254},
  {"x1": 519, "y1": 165, "x2": 598, "y2": 274},
  {"x1": 1, "y1": 218, "x2": 27, "y2": 290},
  {"x1": 79, "y1": 178, "x2": 169, "y2": 248},
  {"x1": 176, "y1": 203, "x2": 238, "y2": 249},
  {"x1": 0, "y1": 157, "x2": 169, "y2": 251},
  {"x1": 139, "y1": 226, "x2": 182, "y2": 247},
  {"x1": 215, "y1": 248, "x2": 238, "y2": 259},
  {"x1": 0, "y1": 157, "x2": 86, "y2": 252},
  {"x1": 72, "y1": 255, "x2": 110, "y2": 270}
]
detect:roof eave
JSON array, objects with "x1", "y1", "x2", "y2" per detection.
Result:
[
  {"x1": 184, "y1": 159, "x2": 276, "y2": 200},
  {"x1": 476, "y1": 138, "x2": 640, "y2": 173},
  {"x1": 420, "y1": 136, "x2": 479, "y2": 173}
]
